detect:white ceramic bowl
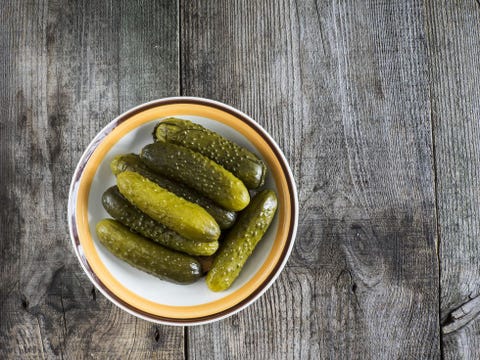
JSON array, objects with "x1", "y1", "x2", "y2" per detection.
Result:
[{"x1": 68, "y1": 97, "x2": 298, "y2": 325}]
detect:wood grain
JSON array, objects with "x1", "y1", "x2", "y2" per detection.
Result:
[
  {"x1": 426, "y1": 0, "x2": 480, "y2": 358},
  {"x1": 181, "y1": 0, "x2": 440, "y2": 358},
  {"x1": 0, "y1": 0, "x2": 182, "y2": 358},
  {"x1": 443, "y1": 317, "x2": 480, "y2": 360},
  {"x1": 3, "y1": 0, "x2": 480, "y2": 358}
]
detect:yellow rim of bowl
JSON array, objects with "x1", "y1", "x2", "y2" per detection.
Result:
[{"x1": 75, "y1": 102, "x2": 292, "y2": 319}]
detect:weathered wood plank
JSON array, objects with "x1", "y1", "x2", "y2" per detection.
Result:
[
  {"x1": 1, "y1": 0, "x2": 182, "y2": 358},
  {"x1": 182, "y1": 0, "x2": 440, "y2": 358},
  {"x1": 426, "y1": 1, "x2": 480, "y2": 358},
  {"x1": 443, "y1": 317, "x2": 480, "y2": 360},
  {"x1": 118, "y1": 0, "x2": 179, "y2": 109},
  {"x1": 1, "y1": 1, "x2": 53, "y2": 357}
]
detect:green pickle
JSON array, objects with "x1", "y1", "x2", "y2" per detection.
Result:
[
  {"x1": 102, "y1": 186, "x2": 219, "y2": 256},
  {"x1": 116, "y1": 171, "x2": 220, "y2": 242},
  {"x1": 141, "y1": 141, "x2": 250, "y2": 211},
  {"x1": 206, "y1": 190, "x2": 278, "y2": 291},
  {"x1": 154, "y1": 118, "x2": 267, "y2": 189},
  {"x1": 96, "y1": 219, "x2": 202, "y2": 284},
  {"x1": 110, "y1": 154, "x2": 236, "y2": 229}
]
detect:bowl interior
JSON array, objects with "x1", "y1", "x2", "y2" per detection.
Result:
[{"x1": 88, "y1": 116, "x2": 280, "y2": 306}]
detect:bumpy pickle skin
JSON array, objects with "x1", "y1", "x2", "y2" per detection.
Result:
[
  {"x1": 154, "y1": 118, "x2": 266, "y2": 189},
  {"x1": 116, "y1": 171, "x2": 220, "y2": 242},
  {"x1": 206, "y1": 190, "x2": 278, "y2": 292},
  {"x1": 141, "y1": 141, "x2": 250, "y2": 211},
  {"x1": 110, "y1": 153, "x2": 237, "y2": 230},
  {"x1": 102, "y1": 186, "x2": 219, "y2": 256},
  {"x1": 95, "y1": 219, "x2": 202, "y2": 284}
]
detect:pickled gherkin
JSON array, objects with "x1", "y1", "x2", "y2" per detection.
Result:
[
  {"x1": 110, "y1": 153, "x2": 236, "y2": 229},
  {"x1": 141, "y1": 141, "x2": 250, "y2": 211},
  {"x1": 96, "y1": 219, "x2": 202, "y2": 284},
  {"x1": 206, "y1": 190, "x2": 278, "y2": 291},
  {"x1": 153, "y1": 118, "x2": 266, "y2": 189},
  {"x1": 116, "y1": 171, "x2": 220, "y2": 242},
  {"x1": 102, "y1": 186, "x2": 219, "y2": 256}
]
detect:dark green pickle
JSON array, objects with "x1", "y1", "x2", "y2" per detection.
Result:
[
  {"x1": 96, "y1": 219, "x2": 202, "y2": 284},
  {"x1": 110, "y1": 154, "x2": 237, "y2": 229},
  {"x1": 154, "y1": 118, "x2": 267, "y2": 189},
  {"x1": 206, "y1": 190, "x2": 278, "y2": 291},
  {"x1": 116, "y1": 171, "x2": 220, "y2": 243},
  {"x1": 102, "y1": 186, "x2": 219, "y2": 256},
  {"x1": 141, "y1": 141, "x2": 250, "y2": 211}
]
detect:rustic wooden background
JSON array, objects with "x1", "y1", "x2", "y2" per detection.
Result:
[{"x1": 1, "y1": 0, "x2": 479, "y2": 359}]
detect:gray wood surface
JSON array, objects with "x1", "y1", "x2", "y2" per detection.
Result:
[
  {"x1": 0, "y1": 0, "x2": 183, "y2": 358},
  {"x1": 181, "y1": 0, "x2": 439, "y2": 358},
  {"x1": 1, "y1": 0, "x2": 480, "y2": 359},
  {"x1": 426, "y1": 1, "x2": 480, "y2": 359}
]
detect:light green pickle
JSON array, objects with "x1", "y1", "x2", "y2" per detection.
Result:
[
  {"x1": 153, "y1": 118, "x2": 267, "y2": 189},
  {"x1": 102, "y1": 186, "x2": 219, "y2": 256},
  {"x1": 206, "y1": 190, "x2": 278, "y2": 292},
  {"x1": 110, "y1": 153, "x2": 237, "y2": 229},
  {"x1": 116, "y1": 171, "x2": 220, "y2": 243},
  {"x1": 96, "y1": 219, "x2": 202, "y2": 284},
  {"x1": 141, "y1": 141, "x2": 250, "y2": 211}
]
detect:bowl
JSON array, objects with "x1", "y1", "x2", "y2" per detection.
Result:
[{"x1": 68, "y1": 97, "x2": 298, "y2": 325}]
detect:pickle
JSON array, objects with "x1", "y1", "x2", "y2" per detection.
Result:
[
  {"x1": 102, "y1": 186, "x2": 219, "y2": 256},
  {"x1": 95, "y1": 219, "x2": 202, "y2": 284},
  {"x1": 206, "y1": 190, "x2": 278, "y2": 291},
  {"x1": 141, "y1": 141, "x2": 250, "y2": 211},
  {"x1": 116, "y1": 171, "x2": 220, "y2": 242},
  {"x1": 153, "y1": 118, "x2": 266, "y2": 189},
  {"x1": 110, "y1": 154, "x2": 236, "y2": 229}
]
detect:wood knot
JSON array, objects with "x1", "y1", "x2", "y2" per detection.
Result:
[
  {"x1": 21, "y1": 295, "x2": 29, "y2": 309},
  {"x1": 351, "y1": 283, "x2": 357, "y2": 293}
]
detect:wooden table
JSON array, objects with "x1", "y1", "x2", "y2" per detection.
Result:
[{"x1": 1, "y1": 1, "x2": 479, "y2": 359}]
